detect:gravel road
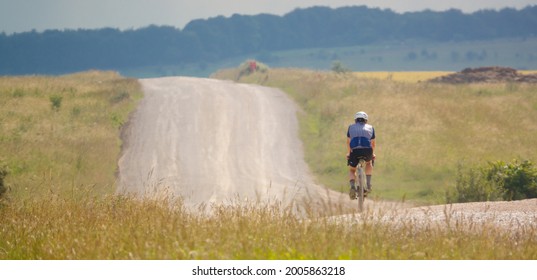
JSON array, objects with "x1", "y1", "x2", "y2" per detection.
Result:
[
  {"x1": 117, "y1": 77, "x2": 353, "y2": 213},
  {"x1": 332, "y1": 199, "x2": 537, "y2": 233}
]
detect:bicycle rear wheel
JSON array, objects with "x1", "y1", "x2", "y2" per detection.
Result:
[{"x1": 356, "y1": 159, "x2": 366, "y2": 211}]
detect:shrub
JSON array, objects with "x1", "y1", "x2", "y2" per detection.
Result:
[
  {"x1": 110, "y1": 113, "x2": 124, "y2": 128},
  {"x1": 237, "y1": 60, "x2": 269, "y2": 79},
  {"x1": 12, "y1": 88, "x2": 25, "y2": 98},
  {"x1": 331, "y1": 60, "x2": 351, "y2": 73},
  {"x1": 448, "y1": 160, "x2": 537, "y2": 203},
  {"x1": 49, "y1": 95, "x2": 63, "y2": 111},
  {"x1": 447, "y1": 164, "x2": 503, "y2": 203},
  {"x1": 485, "y1": 160, "x2": 537, "y2": 200}
]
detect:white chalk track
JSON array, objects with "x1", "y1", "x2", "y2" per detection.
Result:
[{"x1": 117, "y1": 77, "x2": 352, "y2": 212}]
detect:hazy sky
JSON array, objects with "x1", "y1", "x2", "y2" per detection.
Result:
[{"x1": 1, "y1": 0, "x2": 536, "y2": 34}]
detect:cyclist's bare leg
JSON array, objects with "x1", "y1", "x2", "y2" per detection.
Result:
[
  {"x1": 365, "y1": 161, "x2": 373, "y2": 175},
  {"x1": 365, "y1": 161, "x2": 373, "y2": 191},
  {"x1": 348, "y1": 166, "x2": 358, "y2": 199},
  {"x1": 349, "y1": 166, "x2": 357, "y2": 182}
]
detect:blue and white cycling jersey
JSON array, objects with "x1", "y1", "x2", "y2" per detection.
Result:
[{"x1": 347, "y1": 123, "x2": 375, "y2": 149}]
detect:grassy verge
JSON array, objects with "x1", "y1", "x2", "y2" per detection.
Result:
[
  {"x1": 212, "y1": 68, "x2": 537, "y2": 204},
  {"x1": 0, "y1": 71, "x2": 142, "y2": 199},
  {"x1": 2, "y1": 195, "x2": 536, "y2": 259}
]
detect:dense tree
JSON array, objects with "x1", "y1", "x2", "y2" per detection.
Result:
[{"x1": 0, "y1": 5, "x2": 536, "y2": 75}]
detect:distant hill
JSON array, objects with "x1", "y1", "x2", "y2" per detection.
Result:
[{"x1": 1, "y1": 5, "x2": 536, "y2": 76}]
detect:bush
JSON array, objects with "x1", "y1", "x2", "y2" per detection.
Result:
[
  {"x1": 331, "y1": 60, "x2": 351, "y2": 73},
  {"x1": 486, "y1": 160, "x2": 537, "y2": 200},
  {"x1": 237, "y1": 60, "x2": 269, "y2": 79},
  {"x1": 12, "y1": 88, "x2": 25, "y2": 98},
  {"x1": 448, "y1": 160, "x2": 537, "y2": 203},
  {"x1": 447, "y1": 164, "x2": 503, "y2": 203},
  {"x1": 49, "y1": 95, "x2": 63, "y2": 111}
]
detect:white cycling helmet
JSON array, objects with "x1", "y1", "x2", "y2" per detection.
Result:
[{"x1": 354, "y1": 111, "x2": 368, "y2": 121}]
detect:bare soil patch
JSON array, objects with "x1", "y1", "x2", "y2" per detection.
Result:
[{"x1": 429, "y1": 66, "x2": 537, "y2": 84}]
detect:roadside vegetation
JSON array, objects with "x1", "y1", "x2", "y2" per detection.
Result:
[
  {"x1": 1, "y1": 70, "x2": 536, "y2": 260},
  {"x1": 449, "y1": 159, "x2": 537, "y2": 203},
  {"x1": 0, "y1": 71, "x2": 142, "y2": 199},
  {"x1": 3, "y1": 195, "x2": 537, "y2": 259}
]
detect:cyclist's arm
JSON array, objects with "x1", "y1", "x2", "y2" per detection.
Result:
[
  {"x1": 371, "y1": 127, "x2": 376, "y2": 157},
  {"x1": 346, "y1": 127, "x2": 352, "y2": 155},
  {"x1": 371, "y1": 139, "x2": 376, "y2": 160}
]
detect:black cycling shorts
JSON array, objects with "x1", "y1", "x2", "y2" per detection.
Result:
[{"x1": 347, "y1": 148, "x2": 373, "y2": 167}]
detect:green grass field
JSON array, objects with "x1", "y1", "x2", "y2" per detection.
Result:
[{"x1": 1, "y1": 70, "x2": 537, "y2": 260}]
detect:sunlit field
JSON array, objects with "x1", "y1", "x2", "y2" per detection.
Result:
[
  {"x1": 354, "y1": 71, "x2": 452, "y2": 83},
  {"x1": 2, "y1": 71, "x2": 537, "y2": 260}
]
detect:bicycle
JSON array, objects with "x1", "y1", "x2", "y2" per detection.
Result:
[{"x1": 353, "y1": 157, "x2": 368, "y2": 212}]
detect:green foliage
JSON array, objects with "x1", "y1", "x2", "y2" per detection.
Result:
[
  {"x1": 486, "y1": 160, "x2": 537, "y2": 200},
  {"x1": 49, "y1": 94, "x2": 63, "y2": 111},
  {"x1": 449, "y1": 160, "x2": 537, "y2": 203},
  {"x1": 448, "y1": 164, "x2": 504, "y2": 203},
  {"x1": 237, "y1": 60, "x2": 269, "y2": 79},
  {"x1": 331, "y1": 61, "x2": 351, "y2": 73},
  {"x1": 110, "y1": 113, "x2": 124, "y2": 128}
]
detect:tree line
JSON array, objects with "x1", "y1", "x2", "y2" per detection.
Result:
[{"x1": 1, "y1": 5, "x2": 536, "y2": 75}]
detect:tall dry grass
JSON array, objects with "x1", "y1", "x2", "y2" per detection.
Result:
[
  {"x1": 0, "y1": 191, "x2": 537, "y2": 260},
  {"x1": 2, "y1": 194, "x2": 536, "y2": 259},
  {"x1": 0, "y1": 71, "x2": 142, "y2": 198}
]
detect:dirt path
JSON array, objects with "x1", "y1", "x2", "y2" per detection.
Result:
[
  {"x1": 401, "y1": 198, "x2": 537, "y2": 229},
  {"x1": 117, "y1": 77, "x2": 358, "y2": 213}
]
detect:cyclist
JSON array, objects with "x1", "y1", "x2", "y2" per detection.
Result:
[{"x1": 346, "y1": 111, "x2": 376, "y2": 200}]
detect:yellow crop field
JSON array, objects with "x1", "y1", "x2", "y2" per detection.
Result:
[{"x1": 354, "y1": 71, "x2": 453, "y2": 83}]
